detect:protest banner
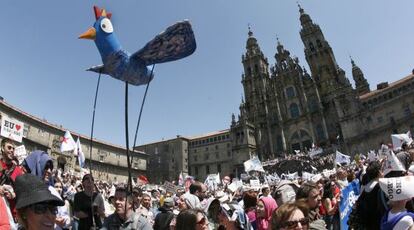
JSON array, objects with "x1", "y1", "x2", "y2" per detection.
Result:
[
  {"x1": 339, "y1": 180, "x2": 360, "y2": 230},
  {"x1": 0, "y1": 114, "x2": 24, "y2": 143},
  {"x1": 14, "y1": 145, "x2": 27, "y2": 164}
]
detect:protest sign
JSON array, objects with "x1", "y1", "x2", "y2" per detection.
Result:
[
  {"x1": 379, "y1": 176, "x2": 414, "y2": 201},
  {"x1": 250, "y1": 179, "x2": 260, "y2": 189},
  {"x1": 244, "y1": 156, "x2": 265, "y2": 172},
  {"x1": 383, "y1": 150, "x2": 405, "y2": 175},
  {"x1": 1, "y1": 114, "x2": 24, "y2": 143},
  {"x1": 14, "y1": 145, "x2": 27, "y2": 164},
  {"x1": 391, "y1": 131, "x2": 413, "y2": 150},
  {"x1": 339, "y1": 180, "x2": 360, "y2": 230},
  {"x1": 163, "y1": 181, "x2": 178, "y2": 194}
]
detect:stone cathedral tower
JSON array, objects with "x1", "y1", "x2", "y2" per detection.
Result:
[{"x1": 241, "y1": 28, "x2": 275, "y2": 158}]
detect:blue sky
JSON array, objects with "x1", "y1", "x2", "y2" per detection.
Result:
[{"x1": 1, "y1": 1, "x2": 413, "y2": 147}]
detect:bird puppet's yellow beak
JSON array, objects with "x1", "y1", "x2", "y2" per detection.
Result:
[{"x1": 78, "y1": 27, "x2": 96, "y2": 40}]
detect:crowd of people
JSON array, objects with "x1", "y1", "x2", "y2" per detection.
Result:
[{"x1": 2, "y1": 136, "x2": 414, "y2": 230}]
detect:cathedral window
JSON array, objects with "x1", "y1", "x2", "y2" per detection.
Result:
[
  {"x1": 286, "y1": 87, "x2": 295, "y2": 99},
  {"x1": 255, "y1": 65, "x2": 259, "y2": 73},
  {"x1": 290, "y1": 103, "x2": 300, "y2": 118},
  {"x1": 206, "y1": 165, "x2": 210, "y2": 174},
  {"x1": 217, "y1": 164, "x2": 221, "y2": 173}
]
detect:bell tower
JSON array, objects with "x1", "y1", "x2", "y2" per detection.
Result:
[{"x1": 241, "y1": 27, "x2": 274, "y2": 159}]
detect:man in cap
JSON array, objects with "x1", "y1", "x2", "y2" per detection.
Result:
[
  {"x1": 102, "y1": 187, "x2": 152, "y2": 230},
  {"x1": 153, "y1": 197, "x2": 175, "y2": 230},
  {"x1": 14, "y1": 174, "x2": 64, "y2": 230}
]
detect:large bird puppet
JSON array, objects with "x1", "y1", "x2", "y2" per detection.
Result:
[
  {"x1": 79, "y1": 5, "x2": 196, "y2": 85},
  {"x1": 78, "y1": 6, "x2": 196, "y2": 188}
]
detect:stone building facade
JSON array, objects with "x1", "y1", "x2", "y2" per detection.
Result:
[
  {"x1": 134, "y1": 136, "x2": 189, "y2": 184},
  {"x1": 0, "y1": 99, "x2": 148, "y2": 182},
  {"x1": 237, "y1": 6, "x2": 414, "y2": 159}
]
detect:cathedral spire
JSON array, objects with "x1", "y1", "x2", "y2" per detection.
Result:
[{"x1": 350, "y1": 57, "x2": 370, "y2": 96}]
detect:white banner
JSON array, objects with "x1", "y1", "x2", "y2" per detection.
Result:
[{"x1": 1, "y1": 114, "x2": 24, "y2": 143}]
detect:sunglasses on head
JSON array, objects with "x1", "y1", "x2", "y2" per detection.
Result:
[
  {"x1": 282, "y1": 218, "x2": 309, "y2": 229},
  {"x1": 30, "y1": 202, "x2": 58, "y2": 215}
]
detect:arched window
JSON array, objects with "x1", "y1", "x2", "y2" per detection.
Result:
[
  {"x1": 290, "y1": 103, "x2": 300, "y2": 118},
  {"x1": 286, "y1": 87, "x2": 295, "y2": 99}
]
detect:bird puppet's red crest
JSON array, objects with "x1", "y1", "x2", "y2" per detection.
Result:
[{"x1": 93, "y1": 5, "x2": 112, "y2": 20}]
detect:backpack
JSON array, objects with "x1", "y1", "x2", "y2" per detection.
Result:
[{"x1": 380, "y1": 210, "x2": 414, "y2": 230}]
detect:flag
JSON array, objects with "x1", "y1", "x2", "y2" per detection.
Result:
[
  {"x1": 76, "y1": 138, "x2": 85, "y2": 168},
  {"x1": 178, "y1": 171, "x2": 184, "y2": 186},
  {"x1": 383, "y1": 150, "x2": 406, "y2": 176},
  {"x1": 335, "y1": 150, "x2": 351, "y2": 165},
  {"x1": 137, "y1": 175, "x2": 149, "y2": 185},
  {"x1": 391, "y1": 131, "x2": 413, "y2": 151},
  {"x1": 244, "y1": 156, "x2": 265, "y2": 173},
  {"x1": 60, "y1": 130, "x2": 76, "y2": 152}
]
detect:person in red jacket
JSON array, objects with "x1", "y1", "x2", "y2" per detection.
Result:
[{"x1": 0, "y1": 138, "x2": 24, "y2": 221}]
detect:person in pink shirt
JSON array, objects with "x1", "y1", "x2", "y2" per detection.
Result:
[{"x1": 256, "y1": 196, "x2": 278, "y2": 230}]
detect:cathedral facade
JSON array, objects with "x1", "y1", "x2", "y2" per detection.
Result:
[{"x1": 236, "y1": 6, "x2": 414, "y2": 159}]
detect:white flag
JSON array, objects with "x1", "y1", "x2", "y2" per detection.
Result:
[
  {"x1": 383, "y1": 150, "x2": 406, "y2": 175},
  {"x1": 60, "y1": 131, "x2": 76, "y2": 152},
  {"x1": 244, "y1": 156, "x2": 265, "y2": 173},
  {"x1": 76, "y1": 138, "x2": 85, "y2": 168},
  {"x1": 335, "y1": 150, "x2": 351, "y2": 165},
  {"x1": 391, "y1": 131, "x2": 413, "y2": 151}
]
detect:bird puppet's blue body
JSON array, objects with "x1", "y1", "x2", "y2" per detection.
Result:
[{"x1": 79, "y1": 6, "x2": 196, "y2": 86}]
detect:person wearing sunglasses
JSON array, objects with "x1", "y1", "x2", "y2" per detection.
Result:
[
  {"x1": 272, "y1": 201, "x2": 310, "y2": 230},
  {"x1": 174, "y1": 208, "x2": 209, "y2": 230},
  {"x1": 0, "y1": 138, "x2": 24, "y2": 220},
  {"x1": 14, "y1": 173, "x2": 64, "y2": 230}
]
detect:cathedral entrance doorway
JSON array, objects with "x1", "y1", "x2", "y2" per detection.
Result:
[{"x1": 290, "y1": 129, "x2": 312, "y2": 152}]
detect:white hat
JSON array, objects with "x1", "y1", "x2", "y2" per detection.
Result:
[{"x1": 379, "y1": 176, "x2": 414, "y2": 201}]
